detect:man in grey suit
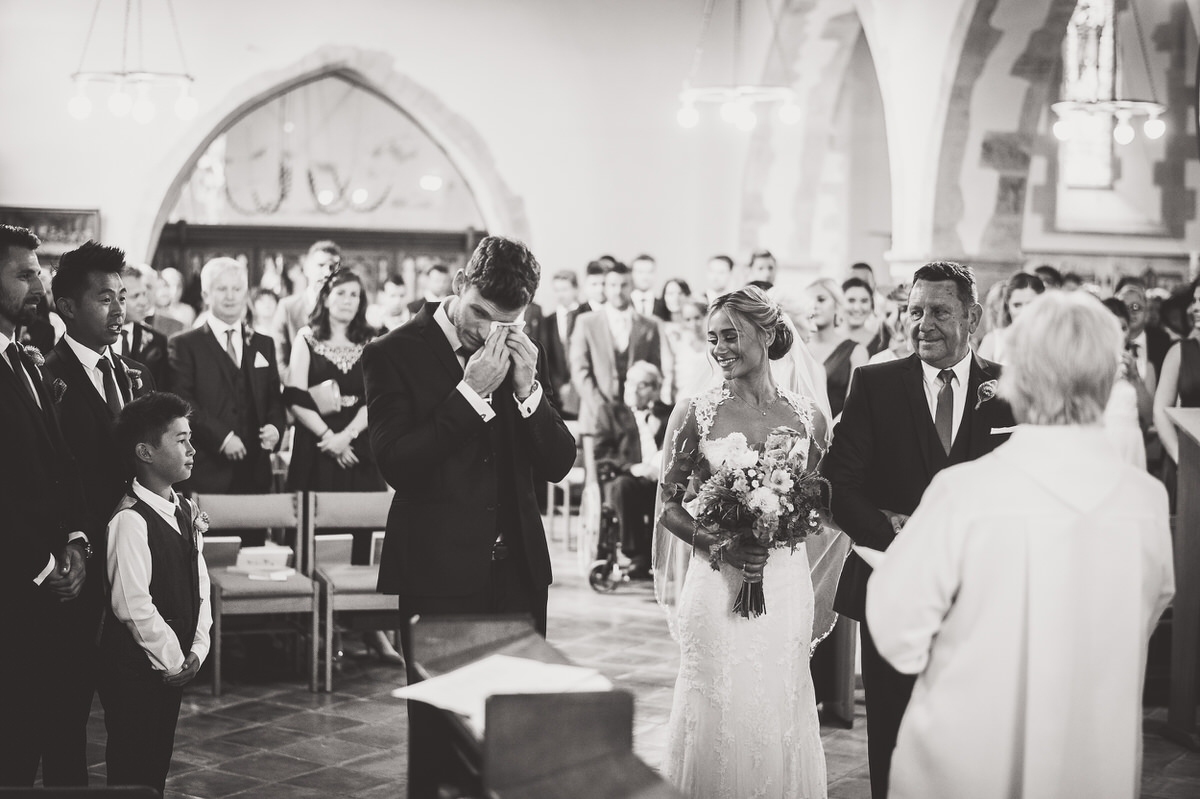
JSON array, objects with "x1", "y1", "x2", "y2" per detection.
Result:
[{"x1": 570, "y1": 262, "x2": 673, "y2": 432}]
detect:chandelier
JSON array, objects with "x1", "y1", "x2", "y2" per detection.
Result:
[
  {"x1": 1051, "y1": 0, "x2": 1165, "y2": 144},
  {"x1": 68, "y1": 0, "x2": 197, "y2": 123},
  {"x1": 677, "y1": 0, "x2": 801, "y2": 131}
]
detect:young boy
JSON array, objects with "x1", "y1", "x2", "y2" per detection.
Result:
[{"x1": 98, "y1": 391, "x2": 212, "y2": 794}]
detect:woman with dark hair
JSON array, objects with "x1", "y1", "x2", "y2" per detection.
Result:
[
  {"x1": 977, "y1": 272, "x2": 1045, "y2": 362},
  {"x1": 285, "y1": 267, "x2": 395, "y2": 661},
  {"x1": 655, "y1": 286, "x2": 847, "y2": 798},
  {"x1": 656, "y1": 277, "x2": 692, "y2": 323},
  {"x1": 285, "y1": 267, "x2": 383, "y2": 493}
]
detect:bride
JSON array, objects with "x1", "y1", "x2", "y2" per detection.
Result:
[{"x1": 654, "y1": 287, "x2": 846, "y2": 799}]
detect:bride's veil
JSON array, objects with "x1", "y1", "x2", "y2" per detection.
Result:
[{"x1": 652, "y1": 308, "x2": 849, "y2": 650}]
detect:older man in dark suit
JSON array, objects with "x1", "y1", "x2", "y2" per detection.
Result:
[
  {"x1": 41, "y1": 242, "x2": 156, "y2": 785},
  {"x1": 364, "y1": 235, "x2": 575, "y2": 796},
  {"x1": 168, "y1": 257, "x2": 285, "y2": 495},
  {"x1": 0, "y1": 225, "x2": 89, "y2": 787},
  {"x1": 592, "y1": 360, "x2": 670, "y2": 577},
  {"x1": 823, "y1": 260, "x2": 1016, "y2": 799}
]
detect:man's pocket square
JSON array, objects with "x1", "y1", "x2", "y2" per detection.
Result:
[
  {"x1": 254, "y1": 351, "x2": 270, "y2": 368},
  {"x1": 991, "y1": 426, "x2": 1016, "y2": 435}
]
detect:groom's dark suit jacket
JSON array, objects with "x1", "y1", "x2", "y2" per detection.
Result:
[
  {"x1": 824, "y1": 352, "x2": 1015, "y2": 621},
  {"x1": 362, "y1": 301, "x2": 576, "y2": 598},
  {"x1": 42, "y1": 341, "x2": 156, "y2": 624}
]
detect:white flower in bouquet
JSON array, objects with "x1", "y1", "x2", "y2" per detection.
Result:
[
  {"x1": 765, "y1": 468, "x2": 794, "y2": 495},
  {"x1": 748, "y1": 486, "x2": 781, "y2": 516}
]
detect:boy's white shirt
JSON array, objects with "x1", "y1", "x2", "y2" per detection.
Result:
[{"x1": 107, "y1": 479, "x2": 212, "y2": 675}]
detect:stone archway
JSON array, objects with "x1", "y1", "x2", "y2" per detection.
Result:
[{"x1": 131, "y1": 45, "x2": 529, "y2": 262}]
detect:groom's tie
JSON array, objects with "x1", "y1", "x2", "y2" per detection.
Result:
[{"x1": 935, "y1": 369, "x2": 954, "y2": 455}]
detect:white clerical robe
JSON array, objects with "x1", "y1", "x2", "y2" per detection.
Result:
[{"x1": 866, "y1": 425, "x2": 1174, "y2": 799}]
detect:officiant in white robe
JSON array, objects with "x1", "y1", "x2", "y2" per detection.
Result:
[{"x1": 867, "y1": 292, "x2": 1174, "y2": 799}]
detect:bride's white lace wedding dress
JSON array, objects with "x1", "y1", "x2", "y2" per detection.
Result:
[{"x1": 660, "y1": 385, "x2": 828, "y2": 799}]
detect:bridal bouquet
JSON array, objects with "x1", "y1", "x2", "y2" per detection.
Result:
[{"x1": 694, "y1": 427, "x2": 831, "y2": 618}]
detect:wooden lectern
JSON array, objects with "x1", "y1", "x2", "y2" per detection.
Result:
[
  {"x1": 1164, "y1": 408, "x2": 1200, "y2": 750},
  {"x1": 406, "y1": 615, "x2": 681, "y2": 798}
]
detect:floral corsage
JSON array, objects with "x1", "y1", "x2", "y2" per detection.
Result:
[{"x1": 975, "y1": 379, "x2": 998, "y2": 410}]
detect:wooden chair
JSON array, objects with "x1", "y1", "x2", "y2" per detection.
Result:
[
  {"x1": 546, "y1": 419, "x2": 587, "y2": 548},
  {"x1": 195, "y1": 492, "x2": 318, "y2": 696},
  {"x1": 307, "y1": 490, "x2": 401, "y2": 691}
]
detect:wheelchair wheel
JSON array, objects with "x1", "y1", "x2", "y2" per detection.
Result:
[{"x1": 588, "y1": 559, "x2": 621, "y2": 593}]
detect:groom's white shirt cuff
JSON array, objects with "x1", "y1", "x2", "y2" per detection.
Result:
[{"x1": 456, "y1": 380, "x2": 544, "y2": 422}]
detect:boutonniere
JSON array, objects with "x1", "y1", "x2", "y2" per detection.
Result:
[
  {"x1": 242, "y1": 324, "x2": 255, "y2": 349},
  {"x1": 22, "y1": 344, "x2": 44, "y2": 368},
  {"x1": 52, "y1": 377, "x2": 67, "y2": 404},
  {"x1": 975, "y1": 379, "x2": 998, "y2": 410},
  {"x1": 193, "y1": 509, "x2": 210, "y2": 535},
  {"x1": 125, "y1": 366, "x2": 143, "y2": 391}
]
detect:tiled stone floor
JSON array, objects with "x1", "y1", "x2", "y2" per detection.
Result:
[{"x1": 68, "y1": 534, "x2": 1200, "y2": 798}]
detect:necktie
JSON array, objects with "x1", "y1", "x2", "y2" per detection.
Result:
[
  {"x1": 935, "y1": 369, "x2": 954, "y2": 455},
  {"x1": 225, "y1": 329, "x2": 240, "y2": 367},
  {"x1": 121, "y1": 328, "x2": 131, "y2": 357},
  {"x1": 96, "y1": 357, "x2": 122, "y2": 416},
  {"x1": 5, "y1": 342, "x2": 39, "y2": 409}
]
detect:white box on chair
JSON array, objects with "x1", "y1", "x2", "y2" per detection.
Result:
[{"x1": 228, "y1": 545, "x2": 293, "y2": 574}]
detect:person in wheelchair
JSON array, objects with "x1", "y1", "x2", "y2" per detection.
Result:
[{"x1": 593, "y1": 361, "x2": 672, "y2": 579}]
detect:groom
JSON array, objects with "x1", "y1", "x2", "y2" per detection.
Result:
[
  {"x1": 363, "y1": 235, "x2": 576, "y2": 645},
  {"x1": 823, "y1": 261, "x2": 1015, "y2": 798}
]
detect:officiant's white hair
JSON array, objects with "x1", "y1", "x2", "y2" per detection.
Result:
[{"x1": 1000, "y1": 291, "x2": 1122, "y2": 426}]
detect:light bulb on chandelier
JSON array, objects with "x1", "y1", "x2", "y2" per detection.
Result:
[
  {"x1": 1143, "y1": 113, "x2": 1165, "y2": 140},
  {"x1": 67, "y1": 85, "x2": 93, "y2": 120},
  {"x1": 1113, "y1": 113, "x2": 1135, "y2": 145},
  {"x1": 108, "y1": 85, "x2": 133, "y2": 117},
  {"x1": 1052, "y1": 116, "x2": 1072, "y2": 141},
  {"x1": 677, "y1": 103, "x2": 700, "y2": 129}
]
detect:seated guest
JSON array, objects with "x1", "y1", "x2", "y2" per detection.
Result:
[
  {"x1": 168, "y1": 257, "x2": 285, "y2": 495},
  {"x1": 593, "y1": 361, "x2": 670, "y2": 577},
  {"x1": 100, "y1": 392, "x2": 212, "y2": 795},
  {"x1": 977, "y1": 271, "x2": 1044, "y2": 363},
  {"x1": 114, "y1": 263, "x2": 170, "y2": 386},
  {"x1": 867, "y1": 291, "x2": 1174, "y2": 799}
]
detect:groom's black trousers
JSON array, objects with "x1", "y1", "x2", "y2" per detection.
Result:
[{"x1": 860, "y1": 618, "x2": 916, "y2": 799}]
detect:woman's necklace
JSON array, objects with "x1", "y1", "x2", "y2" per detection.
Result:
[{"x1": 729, "y1": 385, "x2": 778, "y2": 416}]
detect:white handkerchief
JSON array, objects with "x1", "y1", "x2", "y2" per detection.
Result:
[
  {"x1": 990, "y1": 426, "x2": 1016, "y2": 435},
  {"x1": 254, "y1": 351, "x2": 269, "y2": 368}
]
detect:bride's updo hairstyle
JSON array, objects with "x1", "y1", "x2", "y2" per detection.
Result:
[{"x1": 708, "y1": 286, "x2": 794, "y2": 361}]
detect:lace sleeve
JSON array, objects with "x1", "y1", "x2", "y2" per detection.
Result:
[{"x1": 653, "y1": 397, "x2": 703, "y2": 639}]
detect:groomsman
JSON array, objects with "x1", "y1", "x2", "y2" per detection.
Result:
[
  {"x1": 41, "y1": 242, "x2": 157, "y2": 784},
  {"x1": 0, "y1": 225, "x2": 89, "y2": 786},
  {"x1": 168, "y1": 257, "x2": 285, "y2": 495},
  {"x1": 823, "y1": 261, "x2": 1015, "y2": 799}
]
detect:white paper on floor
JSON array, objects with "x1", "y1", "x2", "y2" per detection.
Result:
[{"x1": 392, "y1": 654, "x2": 613, "y2": 736}]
